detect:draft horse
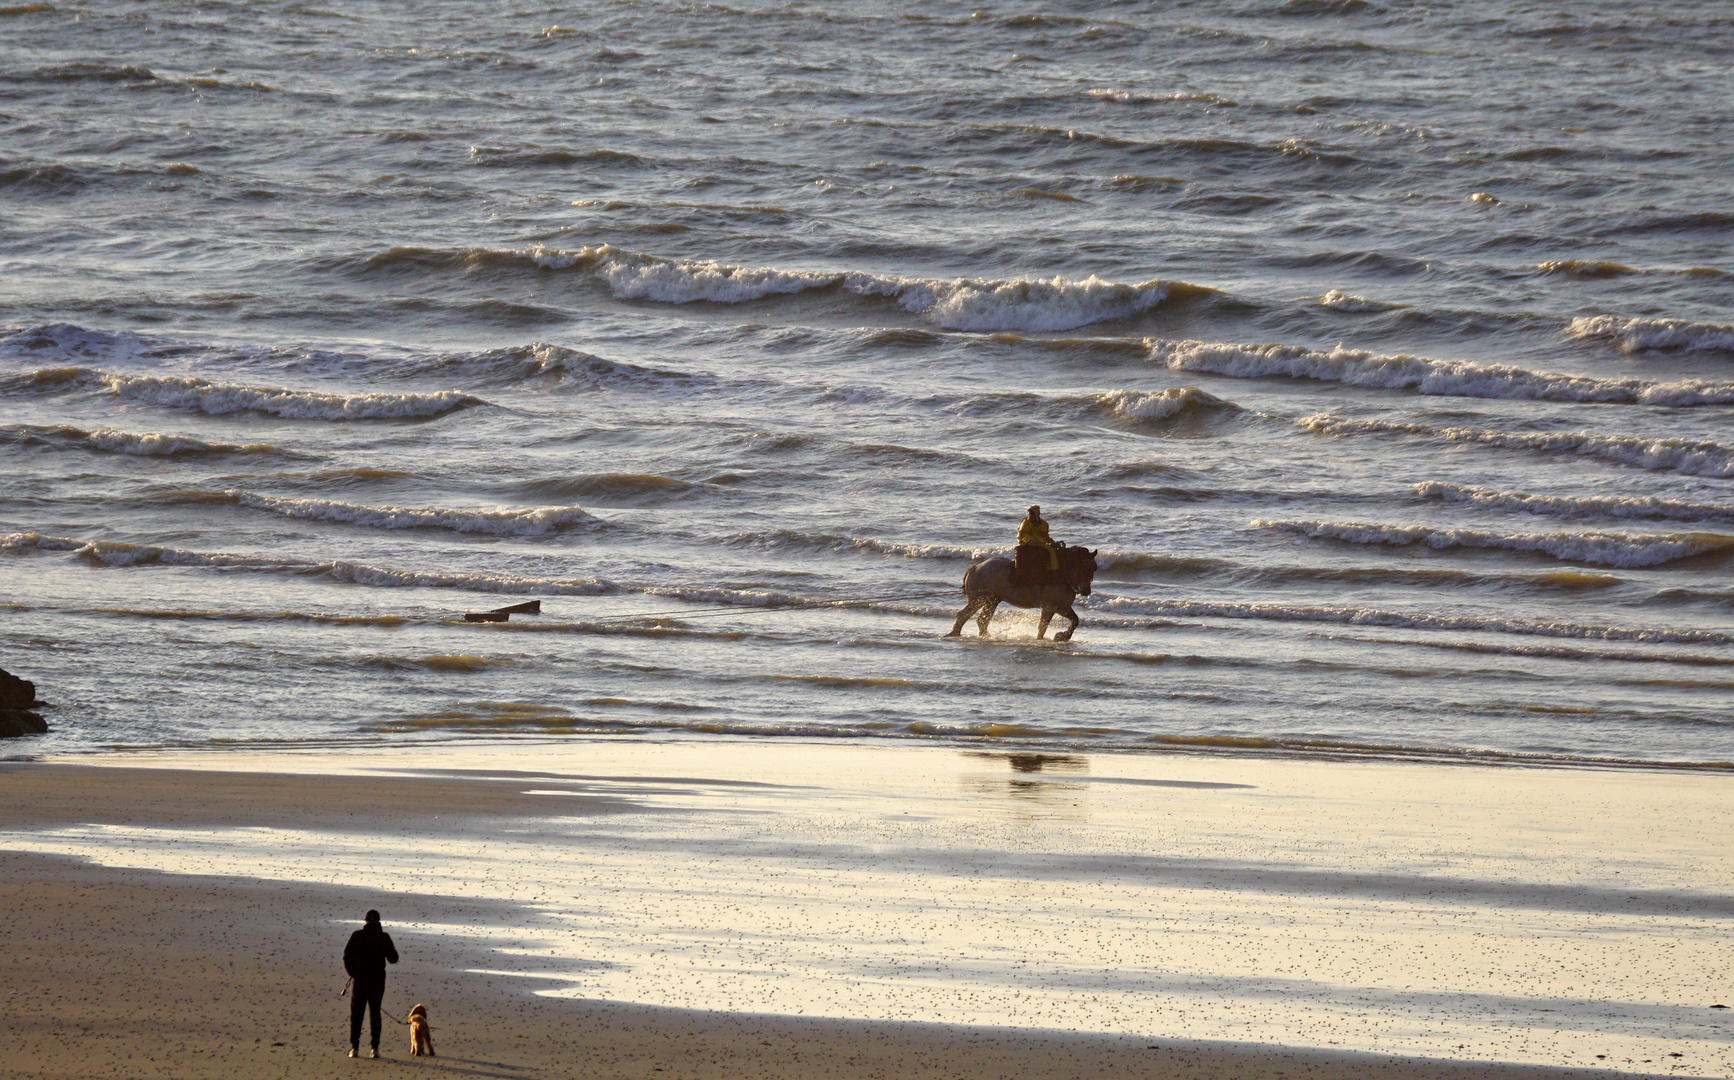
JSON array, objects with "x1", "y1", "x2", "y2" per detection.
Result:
[{"x1": 946, "y1": 544, "x2": 1099, "y2": 643}]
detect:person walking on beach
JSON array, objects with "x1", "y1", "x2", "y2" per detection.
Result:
[{"x1": 343, "y1": 909, "x2": 399, "y2": 1059}]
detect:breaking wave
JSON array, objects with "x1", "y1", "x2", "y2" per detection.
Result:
[
  {"x1": 1253, "y1": 518, "x2": 1734, "y2": 568},
  {"x1": 1098, "y1": 386, "x2": 1243, "y2": 423},
  {"x1": 1568, "y1": 314, "x2": 1734, "y2": 354},
  {"x1": 1, "y1": 533, "x2": 87, "y2": 554},
  {"x1": 0, "y1": 423, "x2": 284, "y2": 457},
  {"x1": 1299, "y1": 414, "x2": 1734, "y2": 477},
  {"x1": 228, "y1": 490, "x2": 599, "y2": 535},
  {"x1": 1143, "y1": 337, "x2": 1734, "y2": 404},
  {"x1": 0, "y1": 533, "x2": 301, "y2": 569},
  {"x1": 499, "y1": 244, "x2": 1179, "y2": 332},
  {"x1": 596, "y1": 249, "x2": 1169, "y2": 332},
  {"x1": 1318, "y1": 290, "x2": 1405, "y2": 312},
  {"x1": 1089, "y1": 594, "x2": 1732, "y2": 646},
  {"x1": 1415, "y1": 483, "x2": 1734, "y2": 524},
  {"x1": 101, "y1": 372, "x2": 486, "y2": 420},
  {"x1": 21, "y1": 366, "x2": 488, "y2": 419}
]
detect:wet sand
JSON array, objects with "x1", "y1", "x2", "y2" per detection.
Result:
[{"x1": 1, "y1": 746, "x2": 1728, "y2": 1078}]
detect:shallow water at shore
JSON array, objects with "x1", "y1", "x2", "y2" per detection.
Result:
[{"x1": 7, "y1": 742, "x2": 1731, "y2": 1072}]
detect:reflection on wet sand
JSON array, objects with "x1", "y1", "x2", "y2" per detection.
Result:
[{"x1": 962, "y1": 751, "x2": 1090, "y2": 819}]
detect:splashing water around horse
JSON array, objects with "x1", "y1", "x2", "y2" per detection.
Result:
[{"x1": 947, "y1": 544, "x2": 1099, "y2": 642}]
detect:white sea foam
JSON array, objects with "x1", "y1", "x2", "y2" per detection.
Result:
[
  {"x1": 0, "y1": 533, "x2": 85, "y2": 553},
  {"x1": 1099, "y1": 386, "x2": 1240, "y2": 422},
  {"x1": 1090, "y1": 595, "x2": 1732, "y2": 646},
  {"x1": 0, "y1": 423, "x2": 279, "y2": 457},
  {"x1": 864, "y1": 272, "x2": 1169, "y2": 332},
  {"x1": 1318, "y1": 290, "x2": 1402, "y2": 313},
  {"x1": 528, "y1": 244, "x2": 1173, "y2": 332},
  {"x1": 70, "y1": 540, "x2": 287, "y2": 569},
  {"x1": 1144, "y1": 337, "x2": 1734, "y2": 404},
  {"x1": 230, "y1": 491, "x2": 599, "y2": 535},
  {"x1": 84, "y1": 428, "x2": 235, "y2": 456},
  {"x1": 579, "y1": 246, "x2": 838, "y2": 304},
  {"x1": 1300, "y1": 414, "x2": 1734, "y2": 477},
  {"x1": 1568, "y1": 315, "x2": 1734, "y2": 354},
  {"x1": 1, "y1": 533, "x2": 290, "y2": 569},
  {"x1": 1253, "y1": 518, "x2": 1734, "y2": 568},
  {"x1": 98, "y1": 372, "x2": 485, "y2": 420},
  {"x1": 1415, "y1": 483, "x2": 1734, "y2": 524}
]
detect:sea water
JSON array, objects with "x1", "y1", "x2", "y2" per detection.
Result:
[{"x1": 3, "y1": 0, "x2": 1732, "y2": 767}]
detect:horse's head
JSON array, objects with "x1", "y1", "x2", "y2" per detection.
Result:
[{"x1": 1060, "y1": 545, "x2": 1098, "y2": 596}]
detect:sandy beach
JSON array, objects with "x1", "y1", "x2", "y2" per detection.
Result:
[{"x1": 2, "y1": 743, "x2": 1728, "y2": 1079}]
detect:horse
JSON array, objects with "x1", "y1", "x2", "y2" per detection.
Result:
[{"x1": 946, "y1": 544, "x2": 1099, "y2": 642}]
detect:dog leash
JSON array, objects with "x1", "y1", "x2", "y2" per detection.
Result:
[{"x1": 340, "y1": 976, "x2": 417, "y2": 1027}]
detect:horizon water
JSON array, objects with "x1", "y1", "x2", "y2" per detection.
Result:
[{"x1": 4, "y1": 0, "x2": 1734, "y2": 770}]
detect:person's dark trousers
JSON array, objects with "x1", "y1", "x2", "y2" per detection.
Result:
[{"x1": 349, "y1": 979, "x2": 385, "y2": 1050}]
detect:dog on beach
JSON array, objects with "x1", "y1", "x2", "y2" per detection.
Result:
[{"x1": 407, "y1": 1003, "x2": 435, "y2": 1057}]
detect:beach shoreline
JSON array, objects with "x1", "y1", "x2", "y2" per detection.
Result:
[{"x1": 2, "y1": 743, "x2": 1729, "y2": 1078}]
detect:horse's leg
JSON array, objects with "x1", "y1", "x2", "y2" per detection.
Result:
[
  {"x1": 1053, "y1": 603, "x2": 1080, "y2": 643},
  {"x1": 976, "y1": 599, "x2": 1000, "y2": 636},
  {"x1": 948, "y1": 597, "x2": 981, "y2": 637},
  {"x1": 1037, "y1": 603, "x2": 1053, "y2": 639}
]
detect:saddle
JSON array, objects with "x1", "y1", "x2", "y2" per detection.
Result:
[{"x1": 1012, "y1": 543, "x2": 1056, "y2": 587}]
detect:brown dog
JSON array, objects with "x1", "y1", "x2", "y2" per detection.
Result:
[{"x1": 407, "y1": 1003, "x2": 435, "y2": 1057}]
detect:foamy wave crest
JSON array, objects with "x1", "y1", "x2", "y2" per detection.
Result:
[
  {"x1": 1, "y1": 533, "x2": 85, "y2": 553},
  {"x1": 1300, "y1": 414, "x2": 1734, "y2": 477},
  {"x1": 326, "y1": 562, "x2": 615, "y2": 595},
  {"x1": 100, "y1": 372, "x2": 486, "y2": 419},
  {"x1": 1099, "y1": 386, "x2": 1241, "y2": 422},
  {"x1": 863, "y1": 272, "x2": 1169, "y2": 332},
  {"x1": 1090, "y1": 595, "x2": 1732, "y2": 646},
  {"x1": 1144, "y1": 337, "x2": 1734, "y2": 404},
  {"x1": 230, "y1": 491, "x2": 599, "y2": 535},
  {"x1": 1568, "y1": 315, "x2": 1734, "y2": 354},
  {"x1": 1253, "y1": 518, "x2": 1734, "y2": 568},
  {"x1": 530, "y1": 244, "x2": 1173, "y2": 332},
  {"x1": 2, "y1": 533, "x2": 301, "y2": 569},
  {"x1": 70, "y1": 540, "x2": 290, "y2": 569},
  {"x1": 1318, "y1": 290, "x2": 1403, "y2": 312},
  {"x1": 571, "y1": 245, "x2": 836, "y2": 304},
  {"x1": 1415, "y1": 483, "x2": 1734, "y2": 524},
  {"x1": 0, "y1": 423, "x2": 282, "y2": 457}
]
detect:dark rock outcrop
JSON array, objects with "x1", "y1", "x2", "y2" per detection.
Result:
[
  {"x1": 0, "y1": 668, "x2": 45, "y2": 737},
  {"x1": 0, "y1": 709, "x2": 47, "y2": 737}
]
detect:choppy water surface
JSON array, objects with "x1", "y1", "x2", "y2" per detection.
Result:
[{"x1": 3, "y1": 0, "x2": 1731, "y2": 766}]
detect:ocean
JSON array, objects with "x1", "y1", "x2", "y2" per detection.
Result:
[{"x1": 3, "y1": 0, "x2": 1732, "y2": 769}]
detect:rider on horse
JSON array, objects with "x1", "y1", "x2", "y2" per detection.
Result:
[{"x1": 1015, "y1": 505, "x2": 1059, "y2": 585}]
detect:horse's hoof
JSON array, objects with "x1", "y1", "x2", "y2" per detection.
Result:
[
  {"x1": 1055, "y1": 632, "x2": 1073, "y2": 643},
  {"x1": 945, "y1": 630, "x2": 960, "y2": 638}
]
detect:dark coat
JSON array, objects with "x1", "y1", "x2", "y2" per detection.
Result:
[{"x1": 343, "y1": 925, "x2": 399, "y2": 984}]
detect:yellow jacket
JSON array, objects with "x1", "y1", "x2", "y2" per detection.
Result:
[{"x1": 1018, "y1": 515, "x2": 1053, "y2": 548}]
